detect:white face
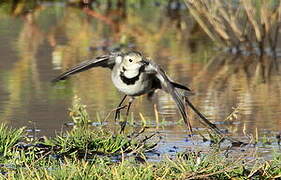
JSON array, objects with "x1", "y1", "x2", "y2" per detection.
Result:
[{"x1": 122, "y1": 52, "x2": 143, "y2": 70}]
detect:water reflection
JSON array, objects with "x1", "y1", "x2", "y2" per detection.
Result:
[
  {"x1": 192, "y1": 54, "x2": 281, "y2": 136},
  {"x1": 0, "y1": 1, "x2": 280, "y2": 156},
  {"x1": 0, "y1": 0, "x2": 198, "y2": 131}
]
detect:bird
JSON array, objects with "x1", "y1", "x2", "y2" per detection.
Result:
[{"x1": 52, "y1": 51, "x2": 224, "y2": 136}]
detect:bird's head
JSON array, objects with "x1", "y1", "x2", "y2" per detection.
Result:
[{"x1": 120, "y1": 51, "x2": 147, "y2": 70}]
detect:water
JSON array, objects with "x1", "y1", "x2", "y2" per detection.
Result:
[{"x1": 0, "y1": 1, "x2": 280, "y2": 158}]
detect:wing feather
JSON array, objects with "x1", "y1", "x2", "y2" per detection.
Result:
[
  {"x1": 52, "y1": 55, "x2": 115, "y2": 83},
  {"x1": 145, "y1": 60, "x2": 229, "y2": 138},
  {"x1": 145, "y1": 61, "x2": 193, "y2": 132}
]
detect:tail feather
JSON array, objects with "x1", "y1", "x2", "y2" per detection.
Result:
[{"x1": 171, "y1": 82, "x2": 192, "y2": 91}]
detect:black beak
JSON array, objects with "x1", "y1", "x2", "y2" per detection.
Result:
[{"x1": 140, "y1": 59, "x2": 149, "y2": 66}]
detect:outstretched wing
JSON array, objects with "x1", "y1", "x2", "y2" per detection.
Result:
[
  {"x1": 145, "y1": 60, "x2": 227, "y2": 138},
  {"x1": 145, "y1": 60, "x2": 193, "y2": 133},
  {"x1": 52, "y1": 54, "x2": 116, "y2": 83}
]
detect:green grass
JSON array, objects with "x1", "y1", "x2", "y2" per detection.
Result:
[
  {"x1": 0, "y1": 124, "x2": 24, "y2": 157},
  {"x1": 1, "y1": 150, "x2": 280, "y2": 179},
  {"x1": 0, "y1": 96, "x2": 280, "y2": 179}
]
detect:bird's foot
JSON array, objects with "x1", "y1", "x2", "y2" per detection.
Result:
[
  {"x1": 114, "y1": 105, "x2": 127, "y2": 122},
  {"x1": 119, "y1": 120, "x2": 127, "y2": 133}
]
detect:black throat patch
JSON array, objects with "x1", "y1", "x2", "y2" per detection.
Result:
[
  {"x1": 120, "y1": 70, "x2": 141, "y2": 85},
  {"x1": 120, "y1": 66, "x2": 146, "y2": 85}
]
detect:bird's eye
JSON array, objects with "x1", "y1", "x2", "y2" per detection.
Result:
[{"x1": 129, "y1": 59, "x2": 133, "y2": 62}]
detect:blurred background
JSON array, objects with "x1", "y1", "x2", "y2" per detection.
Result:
[{"x1": 0, "y1": 0, "x2": 280, "y2": 155}]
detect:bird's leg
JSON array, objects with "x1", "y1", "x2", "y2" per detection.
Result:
[
  {"x1": 126, "y1": 100, "x2": 133, "y2": 117},
  {"x1": 120, "y1": 97, "x2": 134, "y2": 133},
  {"x1": 114, "y1": 95, "x2": 127, "y2": 121}
]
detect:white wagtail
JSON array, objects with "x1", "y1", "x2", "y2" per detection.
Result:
[{"x1": 52, "y1": 51, "x2": 225, "y2": 136}]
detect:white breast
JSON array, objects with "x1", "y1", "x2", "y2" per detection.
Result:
[{"x1": 111, "y1": 68, "x2": 151, "y2": 96}]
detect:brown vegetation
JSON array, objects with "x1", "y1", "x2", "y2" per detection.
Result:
[{"x1": 185, "y1": 0, "x2": 281, "y2": 57}]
